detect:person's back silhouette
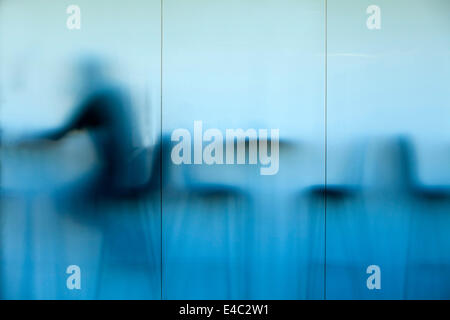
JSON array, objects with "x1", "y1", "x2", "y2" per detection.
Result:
[{"x1": 37, "y1": 58, "x2": 158, "y2": 197}]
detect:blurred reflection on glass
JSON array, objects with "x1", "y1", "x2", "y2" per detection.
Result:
[
  {"x1": 327, "y1": 0, "x2": 450, "y2": 299},
  {"x1": 0, "y1": 0, "x2": 161, "y2": 299},
  {"x1": 0, "y1": 0, "x2": 448, "y2": 301}
]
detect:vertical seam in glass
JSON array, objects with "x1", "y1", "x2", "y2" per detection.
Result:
[
  {"x1": 324, "y1": 0, "x2": 328, "y2": 301},
  {"x1": 160, "y1": 0, "x2": 164, "y2": 301}
]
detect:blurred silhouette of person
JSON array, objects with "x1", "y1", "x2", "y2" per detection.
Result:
[{"x1": 32, "y1": 57, "x2": 160, "y2": 197}]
